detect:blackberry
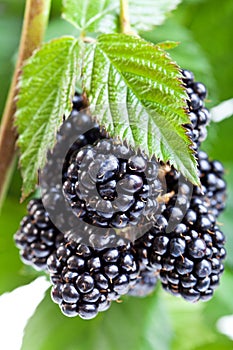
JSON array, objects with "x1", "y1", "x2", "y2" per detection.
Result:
[
  {"x1": 134, "y1": 200, "x2": 226, "y2": 302},
  {"x1": 136, "y1": 146, "x2": 227, "y2": 302},
  {"x1": 42, "y1": 92, "x2": 162, "y2": 234},
  {"x1": 40, "y1": 91, "x2": 162, "y2": 246},
  {"x1": 40, "y1": 90, "x2": 161, "y2": 232},
  {"x1": 181, "y1": 69, "x2": 210, "y2": 149},
  {"x1": 159, "y1": 221, "x2": 226, "y2": 302},
  {"x1": 47, "y1": 236, "x2": 140, "y2": 319},
  {"x1": 128, "y1": 266, "x2": 158, "y2": 297},
  {"x1": 63, "y1": 138, "x2": 162, "y2": 229},
  {"x1": 14, "y1": 199, "x2": 63, "y2": 271}
]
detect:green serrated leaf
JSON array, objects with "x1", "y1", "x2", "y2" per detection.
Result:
[
  {"x1": 81, "y1": 34, "x2": 200, "y2": 186},
  {"x1": 62, "y1": 0, "x2": 118, "y2": 33},
  {"x1": 15, "y1": 37, "x2": 80, "y2": 199},
  {"x1": 129, "y1": 0, "x2": 182, "y2": 32}
]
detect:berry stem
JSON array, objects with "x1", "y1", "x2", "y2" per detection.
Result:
[
  {"x1": 0, "y1": 0, "x2": 51, "y2": 207},
  {"x1": 120, "y1": 0, "x2": 134, "y2": 35}
]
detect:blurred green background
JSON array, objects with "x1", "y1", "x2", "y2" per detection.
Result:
[{"x1": 0, "y1": 0, "x2": 233, "y2": 349}]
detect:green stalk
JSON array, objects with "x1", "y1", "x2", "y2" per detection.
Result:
[
  {"x1": 0, "y1": 0, "x2": 51, "y2": 209},
  {"x1": 120, "y1": 0, "x2": 133, "y2": 34}
]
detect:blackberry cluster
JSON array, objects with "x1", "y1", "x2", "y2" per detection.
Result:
[
  {"x1": 47, "y1": 237, "x2": 139, "y2": 319},
  {"x1": 132, "y1": 70, "x2": 227, "y2": 301},
  {"x1": 14, "y1": 199, "x2": 63, "y2": 271},
  {"x1": 14, "y1": 70, "x2": 227, "y2": 316},
  {"x1": 181, "y1": 69, "x2": 210, "y2": 150},
  {"x1": 63, "y1": 139, "x2": 162, "y2": 229}
]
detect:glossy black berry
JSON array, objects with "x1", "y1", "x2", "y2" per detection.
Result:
[
  {"x1": 48, "y1": 236, "x2": 140, "y2": 319},
  {"x1": 134, "y1": 149, "x2": 227, "y2": 303},
  {"x1": 14, "y1": 199, "x2": 64, "y2": 271},
  {"x1": 192, "y1": 82, "x2": 207, "y2": 100},
  {"x1": 63, "y1": 138, "x2": 162, "y2": 230},
  {"x1": 182, "y1": 69, "x2": 194, "y2": 85},
  {"x1": 135, "y1": 208, "x2": 225, "y2": 303}
]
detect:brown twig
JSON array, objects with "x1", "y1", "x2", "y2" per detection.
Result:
[{"x1": 0, "y1": 0, "x2": 51, "y2": 207}]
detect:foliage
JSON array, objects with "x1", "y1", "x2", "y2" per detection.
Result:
[
  {"x1": 15, "y1": 0, "x2": 199, "y2": 198},
  {"x1": 81, "y1": 34, "x2": 198, "y2": 184}
]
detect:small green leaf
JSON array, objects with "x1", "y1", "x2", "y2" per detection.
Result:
[
  {"x1": 129, "y1": 0, "x2": 183, "y2": 32},
  {"x1": 82, "y1": 34, "x2": 200, "y2": 186},
  {"x1": 62, "y1": 0, "x2": 118, "y2": 33},
  {"x1": 21, "y1": 290, "x2": 172, "y2": 350},
  {"x1": 15, "y1": 37, "x2": 80, "y2": 198}
]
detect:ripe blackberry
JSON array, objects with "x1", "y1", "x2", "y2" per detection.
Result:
[
  {"x1": 139, "y1": 146, "x2": 227, "y2": 302},
  {"x1": 63, "y1": 138, "x2": 162, "y2": 229},
  {"x1": 42, "y1": 182, "x2": 132, "y2": 249},
  {"x1": 41, "y1": 91, "x2": 163, "y2": 244},
  {"x1": 181, "y1": 69, "x2": 210, "y2": 149},
  {"x1": 47, "y1": 236, "x2": 140, "y2": 319},
  {"x1": 134, "y1": 199, "x2": 226, "y2": 302},
  {"x1": 14, "y1": 199, "x2": 63, "y2": 271},
  {"x1": 128, "y1": 266, "x2": 158, "y2": 297},
  {"x1": 159, "y1": 223, "x2": 225, "y2": 302}
]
